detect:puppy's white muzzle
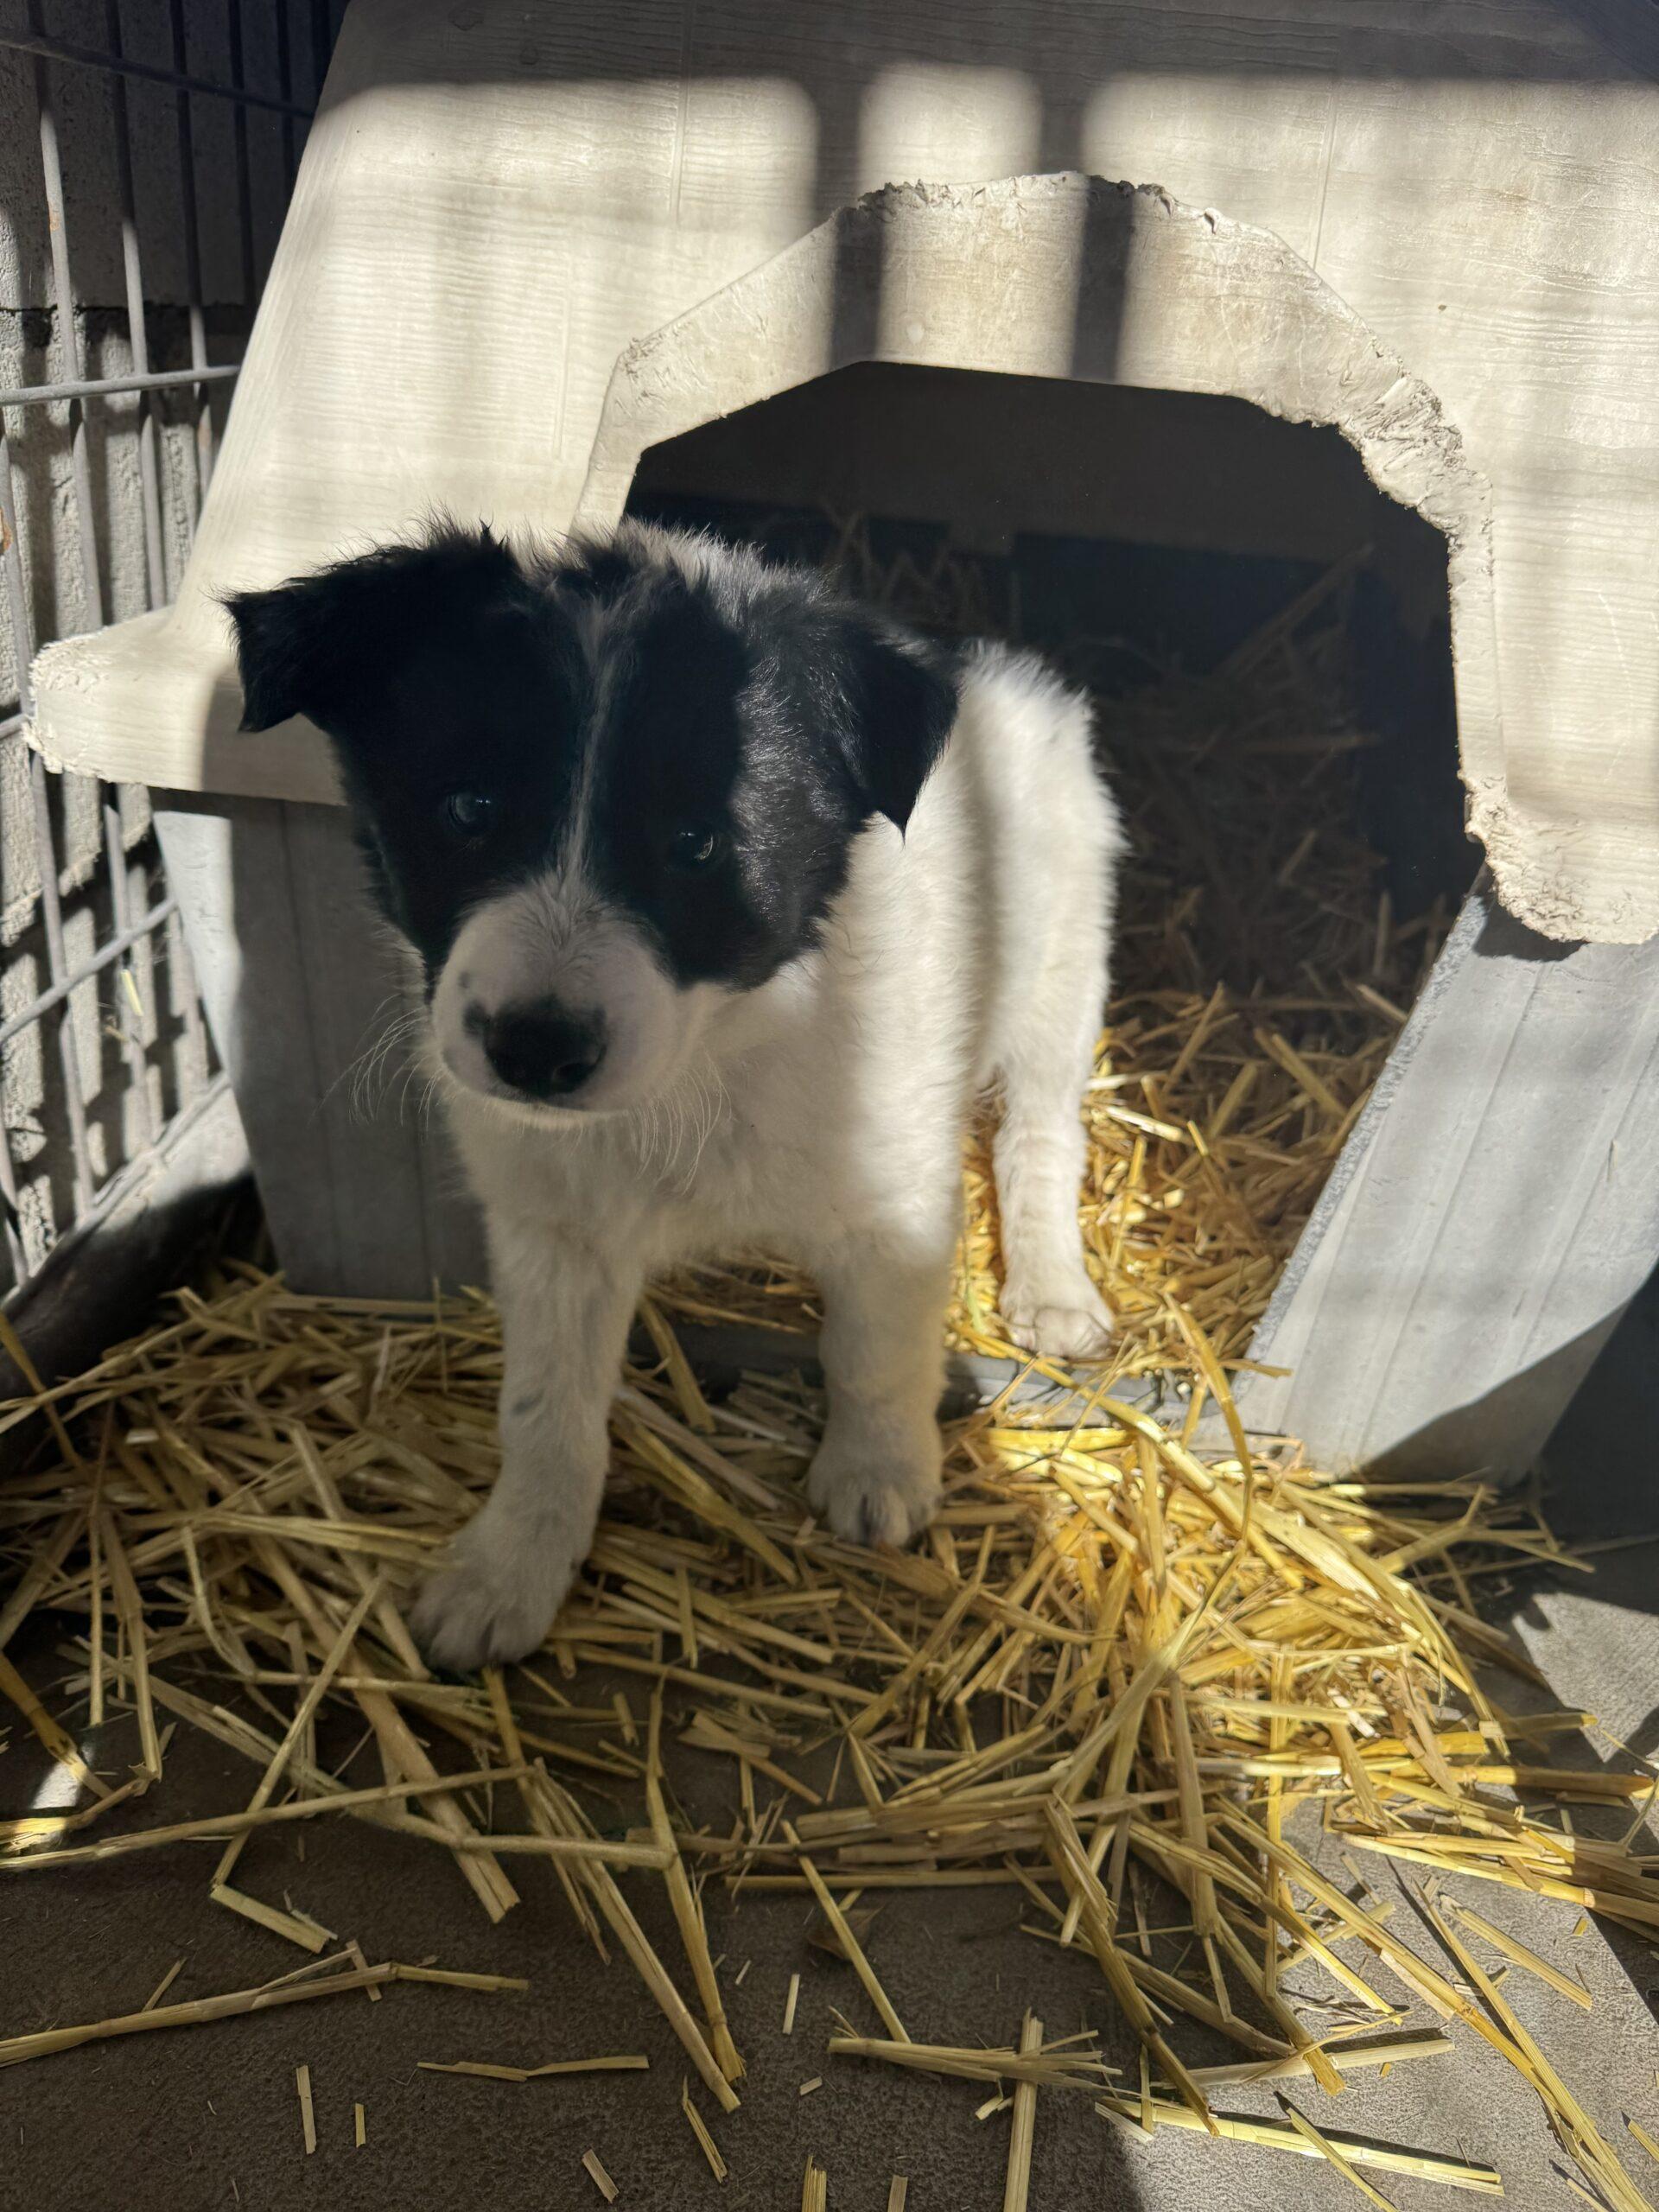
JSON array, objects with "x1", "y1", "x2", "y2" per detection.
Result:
[{"x1": 430, "y1": 870, "x2": 714, "y2": 1114}]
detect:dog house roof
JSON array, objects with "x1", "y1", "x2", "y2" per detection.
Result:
[{"x1": 24, "y1": 0, "x2": 1659, "y2": 943}]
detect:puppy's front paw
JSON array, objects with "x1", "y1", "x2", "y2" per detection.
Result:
[
  {"x1": 1001, "y1": 1275, "x2": 1115, "y2": 1363},
  {"x1": 808, "y1": 1423, "x2": 942, "y2": 1549},
  {"x1": 410, "y1": 1513, "x2": 574, "y2": 1672}
]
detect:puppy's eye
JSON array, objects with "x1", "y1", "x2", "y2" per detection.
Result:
[
  {"x1": 670, "y1": 823, "x2": 722, "y2": 871},
  {"x1": 443, "y1": 789, "x2": 495, "y2": 840}
]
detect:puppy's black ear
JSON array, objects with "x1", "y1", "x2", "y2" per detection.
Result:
[
  {"x1": 224, "y1": 572, "x2": 334, "y2": 733},
  {"x1": 224, "y1": 525, "x2": 521, "y2": 735},
  {"x1": 819, "y1": 610, "x2": 959, "y2": 833}
]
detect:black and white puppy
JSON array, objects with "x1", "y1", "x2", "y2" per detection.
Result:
[{"x1": 228, "y1": 522, "x2": 1123, "y2": 1669}]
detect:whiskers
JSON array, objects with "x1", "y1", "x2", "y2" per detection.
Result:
[
  {"x1": 331, "y1": 977, "x2": 731, "y2": 1191},
  {"x1": 329, "y1": 989, "x2": 437, "y2": 1128},
  {"x1": 626, "y1": 1052, "x2": 729, "y2": 1192}
]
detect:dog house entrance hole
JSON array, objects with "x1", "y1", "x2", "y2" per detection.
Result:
[{"x1": 625, "y1": 364, "x2": 1469, "y2": 1375}]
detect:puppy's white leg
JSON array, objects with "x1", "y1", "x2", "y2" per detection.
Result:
[
  {"x1": 410, "y1": 1217, "x2": 642, "y2": 1670},
  {"x1": 994, "y1": 938, "x2": 1114, "y2": 1363},
  {"x1": 807, "y1": 1239, "x2": 953, "y2": 1548}
]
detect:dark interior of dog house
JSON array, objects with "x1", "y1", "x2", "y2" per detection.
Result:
[
  {"x1": 620, "y1": 367, "x2": 1472, "y2": 1376},
  {"x1": 5, "y1": 10, "x2": 1659, "y2": 2212}
]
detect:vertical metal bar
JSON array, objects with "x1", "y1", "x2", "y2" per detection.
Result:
[
  {"x1": 276, "y1": 1, "x2": 296, "y2": 188},
  {"x1": 15, "y1": 13, "x2": 105, "y2": 1254},
  {"x1": 0, "y1": 1092, "x2": 29, "y2": 1293},
  {"x1": 102, "y1": 796, "x2": 157, "y2": 1151},
  {"x1": 38, "y1": 14, "x2": 157, "y2": 1172},
  {"x1": 0, "y1": 1023, "x2": 29, "y2": 1289},
  {"x1": 102, "y1": 0, "x2": 166, "y2": 608},
  {"x1": 0, "y1": 427, "x2": 98, "y2": 1222},
  {"x1": 98, "y1": 3, "x2": 162, "y2": 1144},
  {"x1": 25, "y1": 0, "x2": 104, "y2": 630},
  {"x1": 168, "y1": 0, "x2": 215, "y2": 510},
  {"x1": 28, "y1": 757, "x2": 99, "y2": 1220},
  {"x1": 0, "y1": 628, "x2": 29, "y2": 1284},
  {"x1": 165, "y1": 900, "x2": 211, "y2": 1099},
  {"x1": 226, "y1": 0, "x2": 257, "y2": 305},
  {"x1": 163, "y1": 0, "x2": 224, "y2": 1130},
  {"x1": 0, "y1": 440, "x2": 37, "y2": 720},
  {"x1": 309, "y1": 0, "x2": 333, "y2": 103}
]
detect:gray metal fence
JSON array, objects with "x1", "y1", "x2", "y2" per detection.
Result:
[{"x1": 0, "y1": 0, "x2": 339, "y2": 1306}]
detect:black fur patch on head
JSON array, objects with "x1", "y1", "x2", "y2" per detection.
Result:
[
  {"x1": 226, "y1": 524, "x2": 529, "y2": 735},
  {"x1": 224, "y1": 522, "x2": 959, "y2": 995}
]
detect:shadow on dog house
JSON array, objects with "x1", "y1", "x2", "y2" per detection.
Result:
[{"x1": 24, "y1": 1, "x2": 1659, "y2": 1480}]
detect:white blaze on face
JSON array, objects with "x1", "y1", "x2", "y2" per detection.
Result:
[{"x1": 429, "y1": 866, "x2": 721, "y2": 1114}]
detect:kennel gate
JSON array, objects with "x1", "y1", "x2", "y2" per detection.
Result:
[{"x1": 1, "y1": 1, "x2": 341, "y2": 1368}]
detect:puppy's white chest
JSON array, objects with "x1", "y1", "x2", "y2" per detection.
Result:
[{"x1": 647, "y1": 1087, "x2": 826, "y2": 1260}]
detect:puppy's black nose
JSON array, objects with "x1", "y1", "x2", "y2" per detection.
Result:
[{"x1": 479, "y1": 1001, "x2": 607, "y2": 1100}]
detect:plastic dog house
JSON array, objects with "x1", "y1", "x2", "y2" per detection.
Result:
[{"x1": 25, "y1": 0, "x2": 1659, "y2": 1478}]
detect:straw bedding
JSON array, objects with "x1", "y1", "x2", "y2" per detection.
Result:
[
  {"x1": 654, "y1": 525, "x2": 1449, "y2": 1377},
  {"x1": 1, "y1": 540, "x2": 1655, "y2": 2207}
]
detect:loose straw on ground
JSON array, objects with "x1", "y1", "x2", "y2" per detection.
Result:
[
  {"x1": 419, "y1": 2055, "x2": 648, "y2": 2082},
  {"x1": 1096, "y1": 2098, "x2": 1504, "y2": 2193},
  {"x1": 0, "y1": 1959, "x2": 518, "y2": 2070},
  {"x1": 1002, "y1": 2013, "x2": 1044, "y2": 2212},
  {"x1": 1, "y1": 550, "x2": 1651, "y2": 2209},
  {"x1": 795, "y1": 1840, "x2": 908, "y2": 2044},
  {"x1": 582, "y1": 2149, "x2": 618, "y2": 2202},
  {"x1": 1277, "y1": 2094, "x2": 1399, "y2": 2209},
  {"x1": 682, "y1": 2080, "x2": 729, "y2": 2182}
]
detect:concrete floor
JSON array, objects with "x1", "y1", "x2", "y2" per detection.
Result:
[
  {"x1": 4, "y1": 1280, "x2": 1659, "y2": 2210},
  {"x1": 4, "y1": 1586, "x2": 1658, "y2": 2209}
]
